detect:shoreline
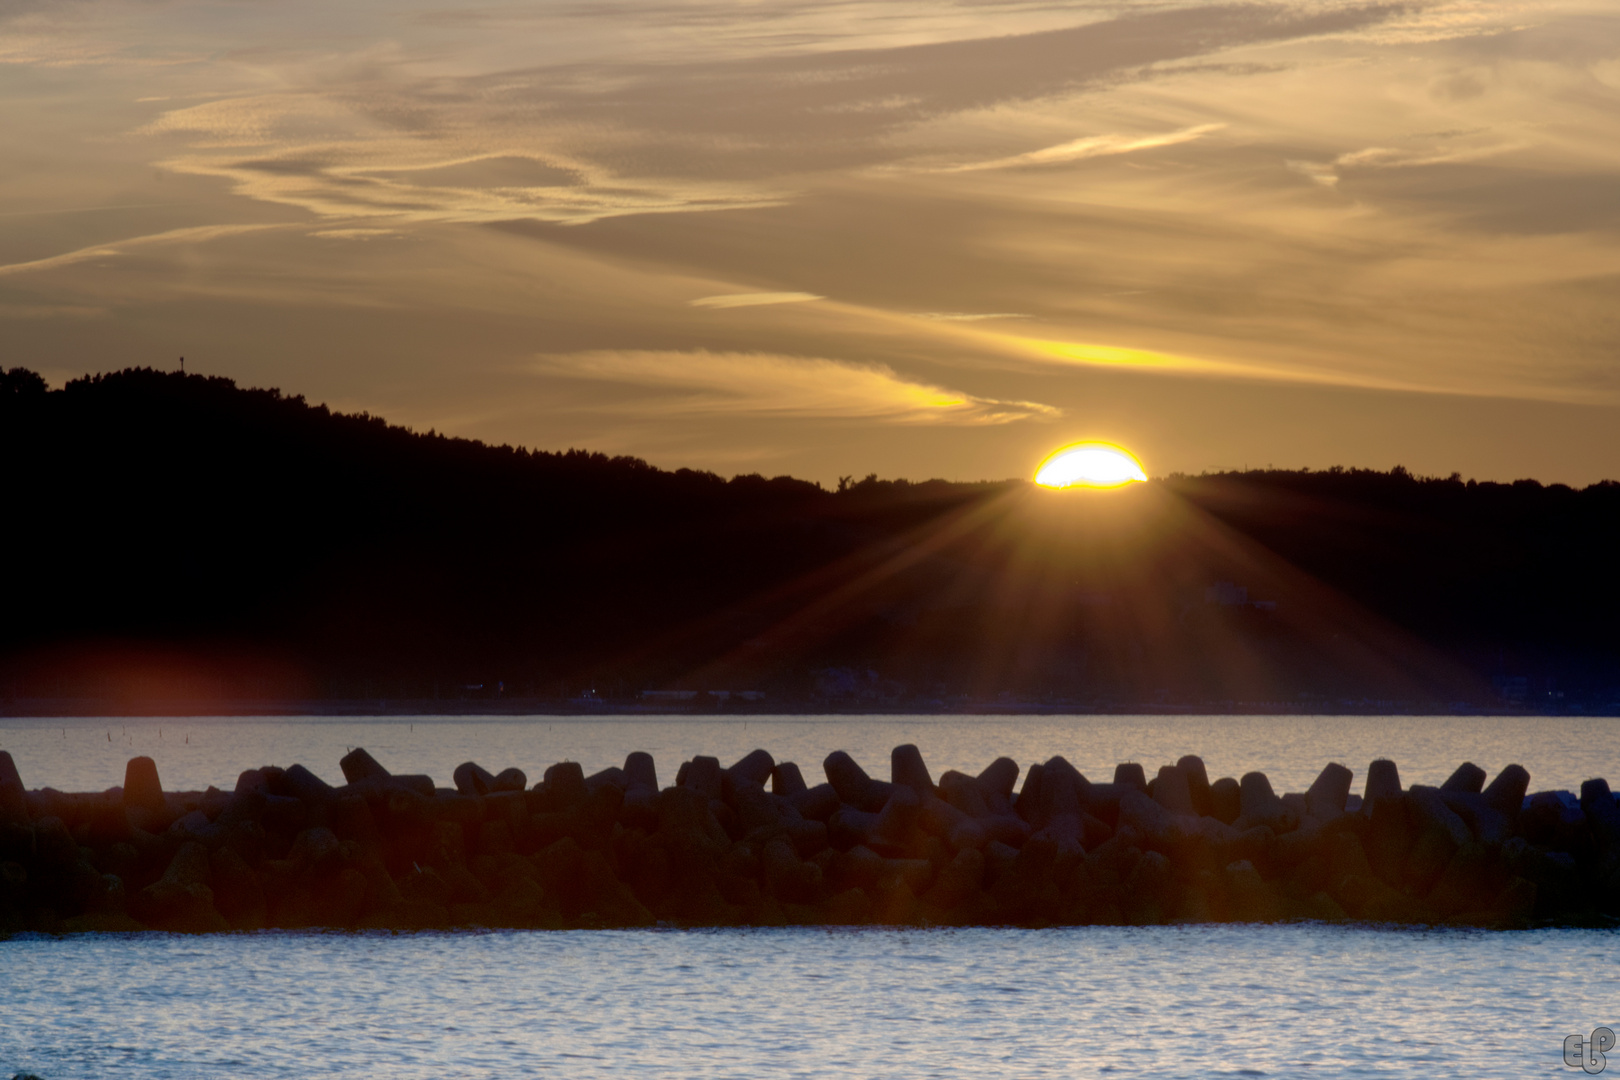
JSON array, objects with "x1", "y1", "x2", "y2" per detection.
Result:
[{"x1": 2, "y1": 699, "x2": 1614, "y2": 719}]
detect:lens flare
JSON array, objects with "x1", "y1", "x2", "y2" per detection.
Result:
[{"x1": 1034, "y1": 442, "x2": 1148, "y2": 488}]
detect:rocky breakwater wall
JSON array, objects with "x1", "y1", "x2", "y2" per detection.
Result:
[{"x1": 2, "y1": 745, "x2": 1619, "y2": 933}]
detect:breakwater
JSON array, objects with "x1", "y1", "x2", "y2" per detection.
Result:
[{"x1": 2, "y1": 745, "x2": 1617, "y2": 933}]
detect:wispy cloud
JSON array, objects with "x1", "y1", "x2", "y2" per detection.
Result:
[
  {"x1": 115, "y1": 3, "x2": 1407, "y2": 227},
  {"x1": 942, "y1": 123, "x2": 1224, "y2": 172},
  {"x1": 958, "y1": 328, "x2": 1333, "y2": 386},
  {"x1": 309, "y1": 227, "x2": 402, "y2": 240},
  {"x1": 690, "y1": 292, "x2": 822, "y2": 309},
  {"x1": 1291, "y1": 140, "x2": 1527, "y2": 187},
  {"x1": 1336, "y1": 143, "x2": 1528, "y2": 170},
  {"x1": 538, "y1": 350, "x2": 1060, "y2": 424},
  {"x1": 0, "y1": 202, "x2": 174, "y2": 218},
  {"x1": 912, "y1": 312, "x2": 1029, "y2": 322},
  {"x1": 0, "y1": 224, "x2": 278, "y2": 278},
  {"x1": 0, "y1": 302, "x2": 107, "y2": 319},
  {"x1": 139, "y1": 95, "x2": 790, "y2": 225},
  {"x1": 1286, "y1": 158, "x2": 1341, "y2": 188},
  {"x1": 1014, "y1": 339, "x2": 1195, "y2": 369}
]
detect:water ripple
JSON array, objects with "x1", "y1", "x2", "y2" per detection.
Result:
[{"x1": 6, "y1": 924, "x2": 1611, "y2": 1079}]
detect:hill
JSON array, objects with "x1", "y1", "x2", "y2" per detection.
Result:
[{"x1": 3, "y1": 366, "x2": 1617, "y2": 712}]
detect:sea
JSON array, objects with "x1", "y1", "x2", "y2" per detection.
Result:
[{"x1": 3, "y1": 713, "x2": 1617, "y2": 1080}]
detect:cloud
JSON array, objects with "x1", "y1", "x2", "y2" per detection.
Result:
[
  {"x1": 554, "y1": 3, "x2": 1406, "y2": 148},
  {"x1": 1286, "y1": 159, "x2": 1341, "y2": 188},
  {"x1": 0, "y1": 224, "x2": 279, "y2": 278},
  {"x1": 365, "y1": 155, "x2": 581, "y2": 189},
  {"x1": 960, "y1": 329, "x2": 1323, "y2": 386},
  {"x1": 690, "y1": 292, "x2": 822, "y2": 308},
  {"x1": 1015, "y1": 339, "x2": 1194, "y2": 369},
  {"x1": 942, "y1": 123, "x2": 1225, "y2": 172},
  {"x1": 911, "y1": 312, "x2": 1029, "y2": 322},
  {"x1": 1291, "y1": 139, "x2": 1527, "y2": 188},
  {"x1": 1336, "y1": 144, "x2": 1528, "y2": 170},
  {"x1": 308, "y1": 227, "x2": 402, "y2": 240},
  {"x1": 0, "y1": 202, "x2": 173, "y2": 218},
  {"x1": 138, "y1": 95, "x2": 790, "y2": 225},
  {"x1": 118, "y1": 3, "x2": 1410, "y2": 226},
  {"x1": 538, "y1": 349, "x2": 1060, "y2": 424},
  {"x1": 0, "y1": 302, "x2": 107, "y2": 318}
]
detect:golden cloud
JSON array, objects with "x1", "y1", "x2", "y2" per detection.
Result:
[
  {"x1": 537, "y1": 350, "x2": 1060, "y2": 424},
  {"x1": 690, "y1": 292, "x2": 823, "y2": 309},
  {"x1": 941, "y1": 123, "x2": 1225, "y2": 172}
]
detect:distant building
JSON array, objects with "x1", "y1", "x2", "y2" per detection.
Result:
[
  {"x1": 638, "y1": 689, "x2": 765, "y2": 703},
  {"x1": 1205, "y1": 582, "x2": 1249, "y2": 606},
  {"x1": 640, "y1": 690, "x2": 698, "y2": 703},
  {"x1": 1492, "y1": 676, "x2": 1528, "y2": 703},
  {"x1": 1205, "y1": 581, "x2": 1278, "y2": 612},
  {"x1": 813, "y1": 667, "x2": 903, "y2": 702},
  {"x1": 1491, "y1": 675, "x2": 1560, "y2": 706}
]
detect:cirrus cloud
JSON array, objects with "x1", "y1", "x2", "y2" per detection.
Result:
[
  {"x1": 941, "y1": 123, "x2": 1226, "y2": 172},
  {"x1": 690, "y1": 292, "x2": 822, "y2": 309},
  {"x1": 537, "y1": 349, "x2": 1060, "y2": 424}
]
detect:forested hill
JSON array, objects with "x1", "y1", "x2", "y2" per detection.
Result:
[{"x1": 3, "y1": 366, "x2": 1617, "y2": 712}]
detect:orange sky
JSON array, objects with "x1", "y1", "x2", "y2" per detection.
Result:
[{"x1": 3, "y1": 0, "x2": 1618, "y2": 485}]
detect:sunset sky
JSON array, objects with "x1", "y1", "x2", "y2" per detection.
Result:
[{"x1": 3, "y1": 0, "x2": 1618, "y2": 485}]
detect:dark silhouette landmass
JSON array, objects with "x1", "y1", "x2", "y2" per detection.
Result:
[
  {"x1": 3, "y1": 365, "x2": 1617, "y2": 712},
  {"x1": 2, "y1": 744, "x2": 1615, "y2": 933}
]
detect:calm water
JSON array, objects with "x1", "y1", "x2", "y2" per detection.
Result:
[
  {"x1": 2, "y1": 713, "x2": 1616, "y2": 796},
  {"x1": 2, "y1": 925, "x2": 1617, "y2": 1079},
  {"x1": 5, "y1": 715, "x2": 1618, "y2": 1080}
]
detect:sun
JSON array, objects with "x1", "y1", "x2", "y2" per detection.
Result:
[{"x1": 1034, "y1": 442, "x2": 1148, "y2": 489}]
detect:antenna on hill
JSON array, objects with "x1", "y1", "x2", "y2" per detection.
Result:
[{"x1": 179, "y1": 356, "x2": 184, "y2": 374}]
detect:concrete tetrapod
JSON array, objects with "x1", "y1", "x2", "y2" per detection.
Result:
[{"x1": 2, "y1": 749, "x2": 1617, "y2": 934}]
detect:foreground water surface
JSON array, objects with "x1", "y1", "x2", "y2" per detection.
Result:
[
  {"x1": 5, "y1": 714, "x2": 1617, "y2": 1079},
  {"x1": 2, "y1": 924, "x2": 1616, "y2": 1079}
]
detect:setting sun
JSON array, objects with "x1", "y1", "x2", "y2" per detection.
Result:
[{"x1": 1034, "y1": 442, "x2": 1148, "y2": 488}]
